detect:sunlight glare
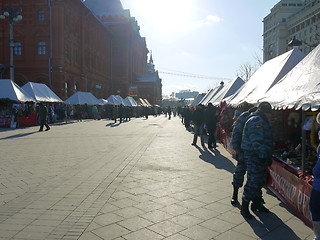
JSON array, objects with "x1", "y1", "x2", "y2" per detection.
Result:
[{"x1": 134, "y1": 0, "x2": 193, "y2": 34}]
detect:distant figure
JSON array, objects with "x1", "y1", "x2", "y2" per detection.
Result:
[
  {"x1": 92, "y1": 105, "x2": 98, "y2": 120},
  {"x1": 75, "y1": 104, "x2": 82, "y2": 122},
  {"x1": 204, "y1": 103, "x2": 217, "y2": 149},
  {"x1": 191, "y1": 104, "x2": 205, "y2": 147},
  {"x1": 118, "y1": 104, "x2": 124, "y2": 123},
  {"x1": 38, "y1": 103, "x2": 50, "y2": 132},
  {"x1": 167, "y1": 106, "x2": 172, "y2": 120}
]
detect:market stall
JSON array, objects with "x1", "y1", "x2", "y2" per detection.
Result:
[
  {"x1": 20, "y1": 82, "x2": 63, "y2": 126},
  {"x1": 0, "y1": 79, "x2": 36, "y2": 128},
  {"x1": 220, "y1": 45, "x2": 320, "y2": 228}
]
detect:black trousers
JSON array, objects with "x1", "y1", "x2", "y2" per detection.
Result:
[{"x1": 39, "y1": 120, "x2": 50, "y2": 131}]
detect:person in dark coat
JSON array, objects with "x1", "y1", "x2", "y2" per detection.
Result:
[
  {"x1": 38, "y1": 103, "x2": 50, "y2": 131},
  {"x1": 204, "y1": 103, "x2": 217, "y2": 149},
  {"x1": 192, "y1": 104, "x2": 205, "y2": 146},
  {"x1": 230, "y1": 106, "x2": 257, "y2": 205},
  {"x1": 240, "y1": 102, "x2": 274, "y2": 219}
]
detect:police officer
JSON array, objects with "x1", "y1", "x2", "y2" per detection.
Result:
[
  {"x1": 241, "y1": 102, "x2": 273, "y2": 219},
  {"x1": 230, "y1": 106, "x2": 257, "y2": 205}
]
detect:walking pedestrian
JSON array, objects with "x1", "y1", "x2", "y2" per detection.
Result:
[
  {"x1": 38, "y1": 103, "x2": 50, "y2": 132},
  {"x1": 204, "y1": 103, "x2": 217, "y2": 149},
  {"x1": 240, "y1": 102, "x2": 274, "y2": 219},
  {"x1": 230, "y1": 106, "x2": 257, "y2": 205},
  {"x1": 310, "y1": 113, "x2": 320, "y2": 240},
  {"x1": 191, "y1": 104, "x2": 205, "y2": 147}
]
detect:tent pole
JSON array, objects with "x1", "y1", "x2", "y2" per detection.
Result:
[{"x1": 301, "y1": 110, "x2": 306, "y2": 172}]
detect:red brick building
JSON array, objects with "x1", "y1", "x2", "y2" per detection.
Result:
[{"x1": 0, "y1": 0, "x2": 162, "y2": 104}]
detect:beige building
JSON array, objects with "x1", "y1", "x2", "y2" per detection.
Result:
[{"x1": 263, "y1": 0, "x2": 320, "y2": 62}]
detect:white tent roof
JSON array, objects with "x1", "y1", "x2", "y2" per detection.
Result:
[
  {"x1": 208, "y1": 77, "x2": 245, "y2": 106},
  {"x1": 106, "y1": 95, "x2": 126, "y2": 105},
  {"x1": 199, "y1": 83, "x2": 224, "y2": 105},
  {"x1": 191, "y1": 93, "x2": 205, "y2": 106},
  {"x1": 22, "y1": 82, "x2": 62, "y2": 102},
  {"x1": 64, "y1": 91, "x2": 100, "y2": 105},
  {"x1": 124, "y1": 96, "x2": 138, "y2": 107},
  {"x1": 262, "y1": 44, "x2": 320, "y2": 111},
  {"x1": 144, "y1": 99, "x2": 152, "y2": 107},
  {"x1": 0, "y1": 79, "x2": 36, "y2": 102},
  {"x1": 139, "y1": 98, "x2": 148, "y2": 107},
  {"x1": 229, "y1": 49, "x2": 305, "y2": 107},
  {"x1": 98, "y1": 99, "x2": 109, "y2": 105}
]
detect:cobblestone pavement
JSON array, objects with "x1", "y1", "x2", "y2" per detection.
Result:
[{"x1": 0, "y1": 116, "x2": 315, "y2": 240}]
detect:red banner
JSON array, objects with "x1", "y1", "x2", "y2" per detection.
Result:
[{"x1": 267, "y1": 160, "x2": 313, "y2": 228}]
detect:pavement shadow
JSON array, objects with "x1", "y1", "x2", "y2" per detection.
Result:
[
  {"x1": 0, "y1": 132, "x2": 37, "y2": 140},
  {"x1": 244, "y1": 212, "x2": 301, "y2": 239},
  {"x1": 106, "y1": 122, "x2": 121, "y2": 127},
  {"x1": 195, "y1": 145, "x2": 236, "y2": 174}
]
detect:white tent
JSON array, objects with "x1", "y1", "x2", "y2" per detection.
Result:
[
  {"x1": 139, "y1": 98, "x2": 148, "y2": 107},
  {"x1": 262, "y1": 44, "x2": 320, "y2": 111},
  {"x1": 64, "y1": 92, "x2": 100, "y2": 105},
  {"x1": 124, "y1": 96, "x2": 138, "y2": 107},
  {"x1": 191, "y1": 93, "x2": 205, "y2": 106},
  {"x1": 22, "y1": 82, "x2": 62, "y2": 102},
  {"x1": 208, "y1": 77, "x2": 245, "y2": 106},
  {"x1": 106, "y1": 95, "x2": 126, "y2": 105},
  {"x1": 199, "y1": 82, "x2": 224, "y2": 105},
  {"x1": 229, "y1": 49, "x2": 305, "y2": 107},
  {"x1": 144, "y1": 99, "x2": 152, "y2": 107},
  {"x1": 0, "y1": 79, "x2": 36, "y2": 102},
  {"x1": 98, "y1": 99, "x2": 109, "y2": 105}
]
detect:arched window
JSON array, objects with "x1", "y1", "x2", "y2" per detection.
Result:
[
  {"x1": 14, "y1": 42, "x2": 22, "y2": 56},
  {"x1": 38, "y1": 41, "x2": 46, "y2": 56}
]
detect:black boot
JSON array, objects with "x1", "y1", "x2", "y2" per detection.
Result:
[
  {"x1": 251, "y1": 198, "x2": 270, "y2": 213},
  {"x1": 241, "y1": 200, "x2": 253, "y2": 219},
  {"x1": 231, "y1": 186, "x2": 239, "y2": 206}
]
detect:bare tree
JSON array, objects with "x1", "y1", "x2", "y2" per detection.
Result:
[{"x1": 237, "y1": 62, "x2": 255, "y2": 82}]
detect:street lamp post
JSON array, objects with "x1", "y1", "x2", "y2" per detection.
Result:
[{"x1": 0, "y1": 6, "x2": 22, "y2": 81}]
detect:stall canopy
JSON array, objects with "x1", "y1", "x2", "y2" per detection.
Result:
[
  {"x1": 64, "y1": 91, "x2": 100, "y2": 105},
  {"x1": 124, "y1": 96, "x2": 138, "y2": 107},
  {"x1": 208, "y1": 77, "x2": 245, "y2": 106},
  {"x1": 144, "y1": 99, "x2": 152, "y2": 107},
  {"x1": 22, "y1": 82, "x2": 62, "y2": 102},
  {"x1": 262, "y1": 44, "x2": 320, "y2": 111},
  {"x1": 229, "y1": 48, "x2": 305, "y2": 107},
  {"x1": 139, "y1": 98, "x2": 148, "y2": 107},
  {"x1": 191, "y1": 93, "x2": 205, "y2": 106},
  {"x1": 0, "y1": 79, "x2": 36, "y2": 102},
  {"x1": 199, "y1": 82, "x2": 224, "y2": 105},
  {"x1": 106, "y1": 95, "x2": 126, "y2": 105},
  {"x1": 98, "y1": 99, "x2": 109, "y2": 105}
]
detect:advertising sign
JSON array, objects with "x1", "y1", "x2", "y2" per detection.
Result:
[
  {"x1": 129, "y1": 86, "x2": 138, "y2": 97},
  {"x1": 267, "y1": 160, "x2": 313, "y2": 228}
]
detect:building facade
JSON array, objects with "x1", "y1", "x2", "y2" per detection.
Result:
[
  {"x1": 263, "y1": 0, "x2": 320, "y2": 62},
  {"x1": 0, "y1": 0, "x2": 162, "y2": 103}
]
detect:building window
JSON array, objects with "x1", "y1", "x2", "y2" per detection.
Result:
[
  {"x1": 14, "y1": 42, "x2": 22, "y2": 56},
  {"x1": 38, "y1": 10, "x2": 44, "y2": 22},
  {"x1": 37, "y1": 41, "x2": 46, "y2": 56},
  {"x1": 65, "y1": 44, "x2": 69, "y2": 59},
  {"x1": 74, "y1": 49, "x2": 78, "y2": 64}
]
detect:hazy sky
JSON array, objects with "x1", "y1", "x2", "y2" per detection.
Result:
[{"x1": 121, "y1": 0, "x2": 280, "y2": 96}]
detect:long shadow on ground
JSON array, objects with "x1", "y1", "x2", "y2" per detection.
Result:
[
  {"x1": 195, "y1": 144, "x2": 236, "y2": 174},
  {"x1": 245, "y1": 211, "x2": 301, "y2": 239}
]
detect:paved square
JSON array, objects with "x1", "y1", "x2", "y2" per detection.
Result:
[{"x1": 0, "y1": 116, "x2": 315, "y2": 239}]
